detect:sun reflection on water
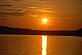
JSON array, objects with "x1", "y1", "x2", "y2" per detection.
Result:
[{"x1": 42, "y1": 35, "x2": 47, "y2": 55}]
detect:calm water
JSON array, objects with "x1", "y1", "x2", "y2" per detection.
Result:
[{"x1": 0, "y1": 35, "x2": 82, "y2": 55}]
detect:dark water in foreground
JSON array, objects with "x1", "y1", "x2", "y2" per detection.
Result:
[{"x1": 0, "y1": 35, "x2": 82, "y2": 55}]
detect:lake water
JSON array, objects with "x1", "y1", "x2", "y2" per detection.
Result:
[{"x1": 0, "y1": 35, "x2": 82, "y2": 55}]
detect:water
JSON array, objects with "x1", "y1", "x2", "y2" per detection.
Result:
[{"x1": 0, "y1": 35, "x2": 82, "y2": 55}]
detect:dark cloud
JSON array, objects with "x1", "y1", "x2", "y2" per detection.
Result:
[
  {"x1": 0, "y1": 4, "x2": 13, "y2": 7},
  {"x1": 13, "y1": 0, "x2": 24, "y2": 2},
  {"x1": 0, "y1": 11, "x2": 26, "y2": 17}
]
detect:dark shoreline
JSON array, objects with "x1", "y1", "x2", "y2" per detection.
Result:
[{"x1": 0, "y1": 26, "x2": 82, "y2": 36}]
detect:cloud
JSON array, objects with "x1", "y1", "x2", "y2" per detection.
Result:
[
  {"x1": 13, "y1": 0, "x2": 24, "y2": 2},
  {"x1": 0, "y1": 4, "x2": 13, "y2": 7},
  {"x1": 0, "y1": 3, "x2": 26, "y2": 17},
  {"x1": 0, "y1": 18, "x2": 7, "y2": 20},
  {"x1": 0, "y1": 11, "x2": 26, "y2": 17},
  {"x1": 7, "y1": 8, "x2": 23, "y2": 11}
]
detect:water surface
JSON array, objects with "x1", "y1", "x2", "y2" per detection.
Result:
[{"x1": 0, "y1": 35, "x2": 82, "y2": 55}]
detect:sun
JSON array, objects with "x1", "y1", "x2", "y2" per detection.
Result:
[{"x1": 42, "y1": 18, "x2": 48, "y2": 24}]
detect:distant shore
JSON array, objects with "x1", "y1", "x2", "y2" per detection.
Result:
[{"x1": 0, "y1": 26, "x2": 82, "y2": 36}]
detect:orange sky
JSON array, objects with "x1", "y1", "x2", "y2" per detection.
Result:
[{"x1": 0, "y1": 0, "x2": 81, "y2": 30}]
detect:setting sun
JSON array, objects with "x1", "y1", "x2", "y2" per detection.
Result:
[{"x1": 42, "y1": 18, "x2": 48, "y2": 24}]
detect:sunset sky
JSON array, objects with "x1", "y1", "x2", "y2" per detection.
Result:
[{"x1": 0, "y1": 0, "x2": 81, "y2": 30}]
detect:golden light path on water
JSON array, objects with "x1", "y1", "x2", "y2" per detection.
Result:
[{"x1": 42, "y1": 35, "x2": 47, "y2": 55}]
